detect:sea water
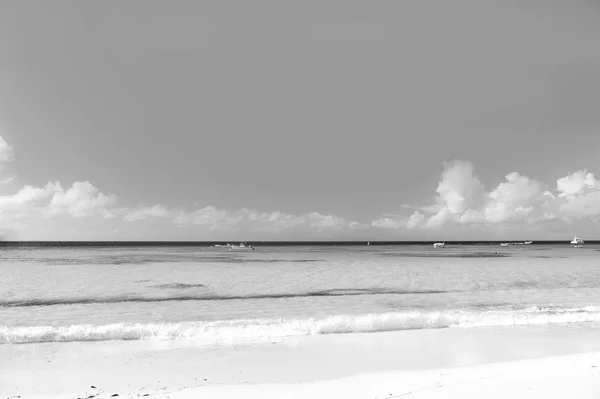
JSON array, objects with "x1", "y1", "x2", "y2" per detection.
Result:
[{"x1": 1, "y1": 244, "x2": 599, "y2": 344}]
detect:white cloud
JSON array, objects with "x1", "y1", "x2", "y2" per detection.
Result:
[
  {"x1": 124, "y1": 204, "x2": 171, "y2": 222},
  {"x1": 48, "y1": 181, "x2": 117, "y2": 217},
  {"x1": 417, "y1": 162, "x2": 548, "y2": 228},
  {"x1": 425, "y1": 207, "x2": 453, "y2": 228},
  {"x1": 0, "y1": 182, "x2": 61, "y2": 209},
  {"x1": 174, "y1": 207, "x2": 348, "y2": 232},
  {"x1": 388, "y1": 160, "x2": 600, "y2": 230},
  {"x1": 174, "y1": 206, "x2": 244, "y2": 231},
  {"x1": 0, "y1": 135, "x2": 355, "y2": 238},
  {"x1": 305, "y1": 212, "x2": 346, "y2": 229},
  {"x1": 554, "y1": 170, "x2": 600, "y2": 220},
  {"x1": 406, "y1": 211, "x2": 425, "y2": 229},
  {"x1": 371, "y1": 217, "x2": 404, "y2": 229},
  {"x1": 0, "y1": 180, "x2": 117, "y2": 223},
  {"x1": 556, "y1": 170, "x2": 598, "y2": 197},
  {"x1": 244, "y1": 209, "x2": 348, "y2": 231},
  {"x1": 371, "y1": 212, "x2": 426, "y2": 229},
  {"x1": 414, "y1": 162, "x2": 600, "y2": 229},
  {"x1": 483, "y1": 172, "x2": 543, "y2": 223},
  {"x1": 423, "y1": 160, "x2": 486, "y2": 227},
  {"x1": 0, "y1": 136, "x2": 14, "y2": 163},
  {"x1": 0, "y1": 136, "x2": 15, "y2": 183},
  {"x1": 349, "y1": 221, "x2": 369, "y2": 229},
  {"x1": 437, "y1": 160, "x2": 486, "y2": 213}
]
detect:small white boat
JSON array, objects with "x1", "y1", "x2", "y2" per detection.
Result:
[
  {"x1": 230, "y1": 242, "x2": 254, "y2": 250},
  {"x1": 500, "y1": 243, "x2": 509, "y2": 247},
  {"x1": 570, "y1": 236, "x2": 584, "y2": 245},
  {"x1": 524, "y1": 241, "x2": 533, "y2": 245},
  {"x1": 433, "y1": 242, "x2": 445, "y2": 248}
]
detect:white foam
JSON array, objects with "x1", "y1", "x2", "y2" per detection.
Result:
[{"x1": 2, "y1": 306, "x2": 599, "y2": 344}]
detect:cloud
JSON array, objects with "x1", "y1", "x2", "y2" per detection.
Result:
[
  {"x1": 305, "y1": 212, "x2": 347, "y2": 229},
  {"x1": 0, "y1": 180, "x2": 118, "y2": 222},
  {"x1": 398, "y1": 161, "x2": 600, "y2": 230},
  {"x1": 124, "y1": 204, "x2": 171, "y2": 222},
  {"x1": 424, "y1": 160, "x2": 486, "y2": 227},
  {"x1": 247, "y1": 209, "x2": 348, "y2": 231},
  {"x1": 418, "y1": 162, "x2": 547, "y2": 228},
  {"x1": 174, "y1": 206, "x2": 244, "y2": 231},
  {"x1": 406, "y1": 211, "x2": 425, "y2": 229},
  {"x1": 371, "y1": 211, "x2": 426, "y2": 230},
  {"x1": 0, "y1": 182, "x2": 61, "y2": 209},
  {"x1": 0, "y1": 136, "x2": 14, "y2": 163},
  {"x1": 483, "y1": 172, "x2": 543, "y2": 223},
  {"x1": 0, "y1": 135, "x2": 353, "y2": 238},
  {"x1": 554, "y1": 170, "x2": 600, "y2": 220},
  {"x1": 556, "y1": 170, "x2": 598, "y2": 197},
  {"x1": 174, "y1": 207, "x2": 348, "y2": 232},
  {"x1": 0, "y1": 136, "x2": 15, "y2": 183},
  {"x1": 48, "y1": 181, "x2": 117, "y2": 217},
  {"x1": 371, "y1": 217, "x2": 405, "y2": 229},
  {"x1": 349, "y1": 221, "x2": 369, "y2": 230}
]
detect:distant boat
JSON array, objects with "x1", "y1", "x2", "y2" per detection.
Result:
[
  {"x1": 433, "y1": 242, "x2": 445, "y2": 248},
  {"x1": 500, "y1": 243, "x2": 509, "y2": 247},
  {"x1": 524, "y1": 241, "x2": 533, "y2": 245},
  {"x1": 367, "y1": 242, "x2": 370, "y2": 246},
  {"x1": 570, "y1": 236, "x2": 584, "y2": 247},
  {"x1": 230, "y1": 242, "x2": 254, "y2": 250}
]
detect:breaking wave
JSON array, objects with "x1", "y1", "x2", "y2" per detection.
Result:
[{"x1": 2, "y1": 306, "x2": 599, "y2": 344}]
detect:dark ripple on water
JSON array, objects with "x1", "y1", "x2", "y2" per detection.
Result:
[
  {"x1": 379, "y1": 252, "x2": 511, "y2": 258},
  {"x1": 0, "y1": 288, "x2": 450, "y2": 308},
  {"x1": 0, "y1": 255, "x2": 323, "y2": 265}
]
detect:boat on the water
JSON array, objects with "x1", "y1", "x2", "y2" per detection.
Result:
[
  {"x1": 500, "y1": 243, "x2": 509, "y2": 247},
  {"x1": 213, "y1": 242, "x2": 254, "y2": 250},
  {"x1": 570, "y1": 236, "x2": 584, "y2": 244},
  {"x1": 433, "y1": 242, "x2": 445, "y2": 248},
  {"x1": 230, "y1": 242, "x2": 254, "y2": 250},
  {"x1": 570, "y1": 236, "x2": 584, "y2": 247},
  {"x1": 524, "y1": 241, "x2": 533, "y2": 245}
]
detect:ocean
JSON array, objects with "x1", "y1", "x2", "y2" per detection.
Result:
[{"x1": 1, "y1": 243, "x2": 600, "y2": 345}]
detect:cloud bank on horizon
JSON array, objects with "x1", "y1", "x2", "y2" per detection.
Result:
[
  {"x1": 0, "y1": 135, "x2": 598, "y2": 240},
  {"x1": 372, "y1": 160, "x2": 600, "y2": 231}
]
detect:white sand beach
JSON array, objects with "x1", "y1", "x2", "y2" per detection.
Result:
[
  {"x1": 166, "y1": 352, "x2": 600, "y2": 399},
  {"x1": 2, "y1": 324, "x2": 600, "y2": 399}
]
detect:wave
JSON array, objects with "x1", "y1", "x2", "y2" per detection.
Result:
[
  {"x1": 0, "y1": 288, "x2": 447, "y2": 308},
  {"x1": 2, "y1": 306, "x2": 599, "y2": 344}
]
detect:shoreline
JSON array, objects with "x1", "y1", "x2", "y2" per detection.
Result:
[{"x1": 2, "y1": 323, "x2": 600, "y2": 398}]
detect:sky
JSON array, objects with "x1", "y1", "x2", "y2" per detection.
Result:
[{"x1": 1, "y1": 0, "x2": 600, "y2": 241}]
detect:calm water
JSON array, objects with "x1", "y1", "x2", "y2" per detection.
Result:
[{"x1": 1, "y1": 244, "x2": 600, "y2": 344}]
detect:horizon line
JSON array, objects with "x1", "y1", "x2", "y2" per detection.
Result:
[{"x1": 0, "y1": 240, "x2": 596, "y2": 246}]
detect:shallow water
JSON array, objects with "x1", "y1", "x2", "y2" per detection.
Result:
[{"x1": 1, "y1": 244, "x2": 599, "y2": 344}]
